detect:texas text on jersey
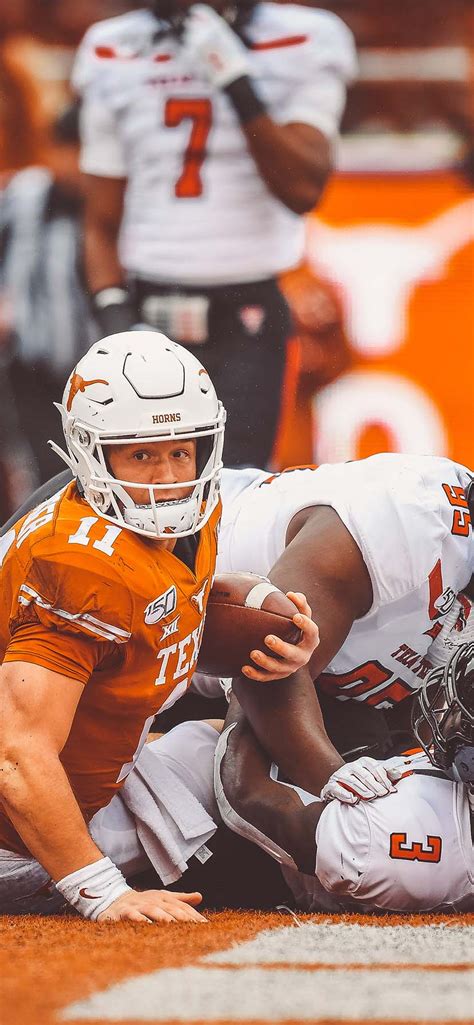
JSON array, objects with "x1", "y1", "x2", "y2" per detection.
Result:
[
  {"x1": 0, "y1": 481, "x2": 220, "y2": 856},
  {"x1": 217, "y1": 454, "x2": 474, "y2": 709}
]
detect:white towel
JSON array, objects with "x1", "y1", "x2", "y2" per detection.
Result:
[{"x1": 121, "y1": 744, "x2": 217, "y2": 884}]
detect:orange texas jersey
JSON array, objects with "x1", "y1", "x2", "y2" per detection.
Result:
[{"x1": 0, "y1": 482, "x2": 220, "y2": 855}]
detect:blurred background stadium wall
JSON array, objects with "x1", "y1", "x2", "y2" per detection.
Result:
[{"x1": 0, "y1": 0, "x2": 473, "y2": 520}]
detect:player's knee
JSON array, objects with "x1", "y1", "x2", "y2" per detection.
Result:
[
  {"x1": 214, "y1": 724, "x2": 312, "y2": 872},
  {"x1": 203, "y1": 718, "x2": 224, "y2": 734}
]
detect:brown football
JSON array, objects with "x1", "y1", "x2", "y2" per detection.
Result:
[{"x1": 198, "y1": 572, "x2": 302, "y2": 677}]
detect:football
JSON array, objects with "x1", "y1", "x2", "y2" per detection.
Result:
[{"x1": 198, "y1": 572, "x2": 302, "y2": 677}]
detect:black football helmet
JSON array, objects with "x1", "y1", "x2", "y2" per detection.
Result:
[
  {"x1": 412, "y1": 641, "x2": 474, "y2": 783},
  {"x1": 148, "y1": 0, "x2": 258, "y2": 40}
]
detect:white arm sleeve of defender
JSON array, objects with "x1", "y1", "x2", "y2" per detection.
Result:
[
  {"x1": 79, "y1": 98, "x2": 127, "y2": 178},
  {"x1": 277, "y1": 16, "x2": 357, "y2": 139},
  {"x1": 72, "y1": 25, "x2": 127, "y2": 178},
  {"x1": 279, "y1": 70, "x2": 349, "y2": 140}
]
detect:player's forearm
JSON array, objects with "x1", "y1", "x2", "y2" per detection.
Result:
[
  {"x1": 0, "y1": 744, "x2": 104, "y2": 880},
  {"x1": 238, "y1": 111, "x2": 330, "y2": 214},
  {"x1": 83, "y1": 216, "x2": 124, "y2": 295},
  {"x1": 217, "y1": 702, "x2": 323, "y2": 873},
  {"x1": 232, "y1": 669, "x2": 342, "y2": 794}
]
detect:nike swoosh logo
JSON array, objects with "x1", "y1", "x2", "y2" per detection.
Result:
[{"x1": 79, "y1": 888, "x2": 101, "y2": 899}]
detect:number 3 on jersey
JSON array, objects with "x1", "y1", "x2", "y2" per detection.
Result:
[
  {"x1": 390, "y1": 833, "x2": 442, "y2": 863},
  {"x1": 165, "y1": 98, "x2": 212, "y2": 198}
]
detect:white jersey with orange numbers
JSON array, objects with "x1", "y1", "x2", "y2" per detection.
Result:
[
  {"x1": 314, "y1": 752, "x2": 474, "y2": 912},
  {"x1": 0, "y1": 482, "x2": 220, "y2": 855},
  {"x1": 72, "y1": 4, "x2": 356, "y2": 284},
  {"x1": 217, "y1": 454, "x2": 474, "y2": 708}
]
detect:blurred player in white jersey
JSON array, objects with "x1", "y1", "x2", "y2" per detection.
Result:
[{"x1": 71, "y1": 0, "x2": 356, "y2": 467}]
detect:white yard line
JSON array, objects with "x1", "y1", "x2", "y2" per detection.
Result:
[{"x1": 61, "y1": 965, "x2": 474, "y2": 1022}]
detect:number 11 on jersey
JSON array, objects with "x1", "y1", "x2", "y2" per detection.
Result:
[{"x1": 68, "y1": 517, "x2": 122, "y2": 557}]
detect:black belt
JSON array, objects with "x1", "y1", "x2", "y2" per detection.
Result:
[{"x1": 130, "y1": 276, "x2": 279, "y2": 305}]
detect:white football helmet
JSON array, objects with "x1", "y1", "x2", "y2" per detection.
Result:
[{"x1": 51, "y1": 331, "x2": 226, "y2": 539}]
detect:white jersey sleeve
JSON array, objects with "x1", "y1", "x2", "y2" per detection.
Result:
[
  {"x1": 272, "y1": 8, "x2": 357, "y2": 139},
  {"x1": 315, "y1": 754, "x2": 474, "y2": 912},
  {"x1": 72, "y1": 11, "x2": 158, "y2": 178}
]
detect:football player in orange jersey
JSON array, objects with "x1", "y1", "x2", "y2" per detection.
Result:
[{"x1": 0, "y1": 330, "x2": 323, "y2": 922}]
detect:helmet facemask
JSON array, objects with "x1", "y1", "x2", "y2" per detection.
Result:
[{"x1": 413, "y1": 642, "x2": 474, "y2": 783}]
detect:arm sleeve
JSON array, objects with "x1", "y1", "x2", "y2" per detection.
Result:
[
  {"x1": 3, "y1": 622, "x2": 116, "y2": 684},
  {"x1": 78, "y1": 98, "x2": 127, "y2": 178},
  {"x1": 72, "y1": 27, "x2": 127, "y2": 178},
  {"x1": 276, "y1": 14, "x2": 357, "y2": 139},
  {"x1": 5, "y1": 548, "x2": 132, "y2": 681}
]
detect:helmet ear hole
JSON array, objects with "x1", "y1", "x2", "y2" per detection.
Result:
[{"x1": 452, "y1": 744, "x2": 474, "y2": 783}]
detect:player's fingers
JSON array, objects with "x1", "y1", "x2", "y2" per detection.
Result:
[
  {"x1": 169, "y1": 891, "x2": 203, "y2": 906},
  {"x1": 140, "y1": 906, "x2": 176, "y2": 923},
  {"x1": 370, "y1": 765, "x2": 397, "y2": 791},
  {"x1": 332, "y1": 785, "x2": 360, "y2": 804},
  {"x1": 286, "y1": 591, "x2": 312, "y2": 619},
  {"x1": 242, "y1": 663, "x2": 283, "y2": 681},
  {"x1": 260, "y1": 636, "x2": 300, "y2": 661},
  {"x1": 100, "y1": 908, "x2": 154, "y2": 924},
  {"x1": 293, "y1": 613, "x2": 319, "y2": 648},
  {"x1": 352, "y1": 772, "x2": 390, "y2": 798},
  {"x1": 164, "y1": 904, "x2": 208, "y2": 923},
  {"x1": 264, "y1": 621, "x2": 319, "y2": 662},
  {"x1": 160, "y1": 897, "x2": 207, "y2": 922},
  {"x1": 361, "y1": 761, "x2": 397, "y2": 793},
  {"x1": 248, "y1": 651, "x2": 300, "y2": 679},
  {"x1": 386, "y1": 765, "x2": 406, "y2": 782}
]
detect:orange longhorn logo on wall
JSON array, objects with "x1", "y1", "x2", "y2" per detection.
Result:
[
  {"x1": 66, "y1": 373, "x2": 109, "y2": 412},
  {"x1": 278, "y1": 175, "x2": 474, "y2": 470}
]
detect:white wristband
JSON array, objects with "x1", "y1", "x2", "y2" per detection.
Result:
[{"x1": 55, "y1": 856, "x2": 131, "y2": 920}]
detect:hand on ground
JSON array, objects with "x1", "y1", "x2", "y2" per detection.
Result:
[{"x1": 98, "y1": 889, "x2": 207, "y2": 923}]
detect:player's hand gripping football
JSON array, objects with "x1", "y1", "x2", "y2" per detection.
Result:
[
  {"x1": 320, "y1": 756, "x2": 406, "y2": 805},
  {"x1": 97, "y1": 889, "x2": 207, "y2": 923},
  {"x1": 242, "y1": 592, "x2": 319, "y2": 682},
  {"x1": 180, "y1": 4, "x2": 251, "y2": 89}
]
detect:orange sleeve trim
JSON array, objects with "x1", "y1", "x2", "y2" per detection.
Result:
[
  {"x1": 4, "y1": 622, "x2": 113, "y2": 685},
  {"x1": 251, "y1": 35, "x2": 308, "y2": 51},
  {"x1": 2, "y1": 652, "x2": 90, "y2": 685}
]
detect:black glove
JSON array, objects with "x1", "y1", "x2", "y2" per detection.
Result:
[{"x1": 91, "y1": 286, "x2": 136, "y2": 337}]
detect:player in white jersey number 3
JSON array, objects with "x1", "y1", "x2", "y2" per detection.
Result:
[
  {"x1": 72, "y1": 0, "x2": 356, "y2": 467},
  {"x1": 214, "y1": 641, "x2": 474, "y2": 912}
]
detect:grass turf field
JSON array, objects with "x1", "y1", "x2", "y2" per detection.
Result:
[{"x1": 1, "y1": 911, "x2": 472, "y2": 1024}]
